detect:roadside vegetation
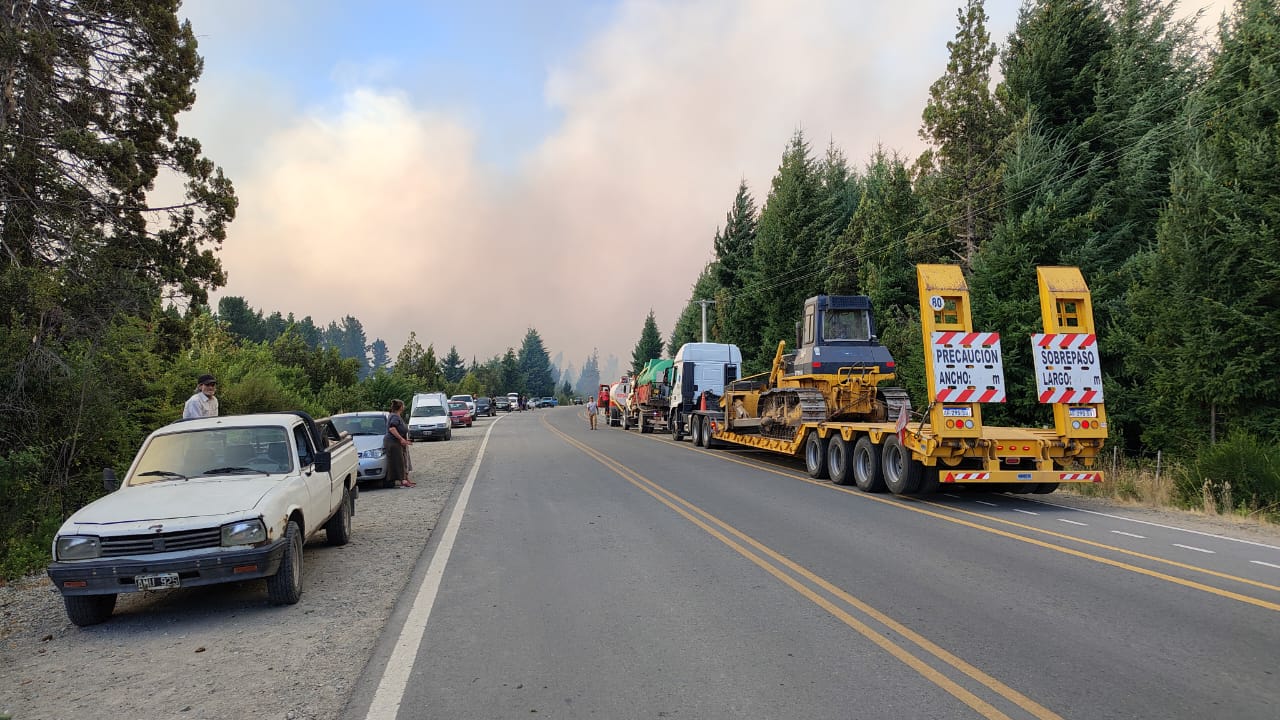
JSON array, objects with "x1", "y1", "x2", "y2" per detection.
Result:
[{"x1": 4, "y1": 0, "x2": 1279, "y2": 580}]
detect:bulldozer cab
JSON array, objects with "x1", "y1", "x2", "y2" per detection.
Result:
[{"x1": 790, "y1": 295, "x2": 896, "y2": 375}]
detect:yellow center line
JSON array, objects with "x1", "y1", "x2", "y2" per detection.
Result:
[
  {"x1": 545, "y1": 417, "x2": 1061, "y2": 720},
  {"x1": 679, "y1": 438, "x2": 1280, "y2": 612}
]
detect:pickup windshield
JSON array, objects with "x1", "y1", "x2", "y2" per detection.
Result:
[{"x1": 131, "y1": 426, "x2": 292, "y2": 484}]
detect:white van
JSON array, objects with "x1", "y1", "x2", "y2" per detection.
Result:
[{"x1": 408, "y1": 392, "x2": 451, "y2": 441}]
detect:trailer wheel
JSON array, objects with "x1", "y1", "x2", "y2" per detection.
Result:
[
  {"x1": 804, "y1": 432, "x2": 829, "y2": 479},
  {"x1": 1032, "y1": 483, "x2": 1059, "y2": 494},
  {"x1": 671, "y1": 411, "x2": 684, "y2": 441},
  {"x1": 882, "y1": 435, "x2": 922, "y2": 495},
  {"x1": 852, "y1": 436, "x2": 886, "y2": 493},
  {"x1": 827, "y1": 435, "x2": 853, "y2": 485}
]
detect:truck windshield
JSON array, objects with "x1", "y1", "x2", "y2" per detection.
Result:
[
  {"x1": 132, "y1": 426, "x2": 292, "y2": 483},
  {"x1": 824, "y1": 309, "x2": 871, "y2": 341}
]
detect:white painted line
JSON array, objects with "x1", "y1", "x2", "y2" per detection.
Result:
[
  {"x1": 1024, "y1": 499, "x2": 1280, "y2": 551},
  {"x1": 1251, "y1": 560, "x2": 1280, "y2": 569},
  {"x1": 943, "y1": 494, "x2": 962, "y2": 499},
  {"x1": 1111, "y1": 531, "x2": 1147, "y2": 539},
  {"x1": 1058, "y1": 519, "x2": 1088, "y2": 526},
  {"x1": 976, "y1": 500, "x2": 998, "y2": 507},
  {"x1": 1014, "y1": 509, "x2": 1039, "y2": 516},
  {"x1": 364, "y1": 418, "x2": 497, "y2": 720},
  {"x1": 1173, "y1": 543, "x2": 1215, "y2": 554}
]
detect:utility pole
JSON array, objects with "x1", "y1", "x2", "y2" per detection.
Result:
[{"x1": 698, "y1": 299, "x2": 716, "y2": 342}]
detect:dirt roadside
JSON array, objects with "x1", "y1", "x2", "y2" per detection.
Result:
[{"x1": 0, "y1": 424, "x2": 483, "y2": 720}]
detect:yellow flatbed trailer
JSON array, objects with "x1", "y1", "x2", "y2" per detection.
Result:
[{"x1": 688, "y1": 265, "x2": 1107, "y2": 495}]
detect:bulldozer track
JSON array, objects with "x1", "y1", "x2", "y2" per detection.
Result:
[{"x1": 758, "y1": 388, "x2": 827, "y2": 440}]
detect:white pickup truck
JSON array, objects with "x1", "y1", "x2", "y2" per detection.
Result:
[{"x1": 46, "y1": 411, "x2": 359, "y2": 626}]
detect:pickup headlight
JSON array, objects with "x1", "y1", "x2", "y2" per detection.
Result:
[
  {"x1": 221, "y1": 519, "x2": 267, "y2": 547},
  {"x1": 359, "y1": 448, "x2": 385, "y2": 459},
  {"x1": 56, "y1": 535, "x2": 102, "y2": 561}
]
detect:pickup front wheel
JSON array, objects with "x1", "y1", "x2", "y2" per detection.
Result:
[
  {"x1": 326, "y1": 488, "x2": 352, "y2": 546},
  {"x1": 267, "y1": 520, "x2": 303, "y2": 605},
  {"x1": 63, "y1": 593, "x2": 116, "y2": 627}
]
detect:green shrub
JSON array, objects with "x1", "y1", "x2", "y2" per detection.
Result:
[{"x1": 1177, "y1": 431, "x2": 1280, "y2": 518}]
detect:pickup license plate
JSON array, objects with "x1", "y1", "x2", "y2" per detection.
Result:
[
  {"x1": 1068, "y1": 407, "x2": 1098, "y2": 418},
  {"x1": 135, "y1": 572, "x2": 180, "y2": 591}
]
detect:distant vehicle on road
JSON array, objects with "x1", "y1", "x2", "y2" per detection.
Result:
[
  {"x1": 450, "y1": 394, "x2": 477, "y2": 420},
  {"x1": 475, "y1": 396, "x2": 494, "y2": 417},
  {"x1": 541, "y1": 397, "x2": 559, "y2": 408},
  {"x1": 494, "y1": 396, "x2": 512, "y2": 412}
]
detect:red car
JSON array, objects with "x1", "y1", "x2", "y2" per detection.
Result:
[{"x1": 448, "y1": 401, "x2": 473, "y2": 428}]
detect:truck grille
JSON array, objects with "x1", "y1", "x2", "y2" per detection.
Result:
[{"x1": 100, "y1": 528, "x2": 222, "y2": 557}]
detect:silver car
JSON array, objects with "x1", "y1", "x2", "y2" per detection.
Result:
[{"x1": 328, "y1": 412, "x2": 393, "y2": 488}]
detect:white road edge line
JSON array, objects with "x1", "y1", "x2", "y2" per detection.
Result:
[
  {"x1": 1111, "y1": 530, "x2": 1147, "y2": 539},
  {"x1": 1251, "y1": 560, "x2": 1280, "y2": 569},
  {"x1": 364, "y1": 418, "x2": 497, "y2": 720},
  {"x1": 1058, "y1": 519, "x2": 1088, "y2": 526},
  {"x1": 1173, "y1": 543, "x2": 1215, "y2": 554},
  {"x1": 1024, "y1": 498, "x2": 1280, "y2": 551}
]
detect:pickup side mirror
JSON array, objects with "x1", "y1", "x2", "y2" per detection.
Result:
[
  {"x1": 313, "y1": 450, "x2": 331, "y2": 473},
  {"x1": 102, "y1": 468, "x2": 117, "y2": 493}
]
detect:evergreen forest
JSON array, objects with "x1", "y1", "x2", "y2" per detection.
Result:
[{"x1": 3, "y1": 0, "x2": 1279, "y2": 578}]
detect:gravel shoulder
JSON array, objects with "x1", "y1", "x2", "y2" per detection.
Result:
[
  {"x1": 0, "y1": 423, "x2": 482, "y2": 720},
  {"x1": 2, "y1": 419, "x2": 1277, "y2": 720}
]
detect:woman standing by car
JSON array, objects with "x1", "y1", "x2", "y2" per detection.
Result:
[{"x1": 384, "y1": 399, "x2": 415, "y2": 488}]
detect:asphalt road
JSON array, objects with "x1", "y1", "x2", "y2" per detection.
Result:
[{"x1": 344, "y1": 407, "x2": 1280, "y2": 720}]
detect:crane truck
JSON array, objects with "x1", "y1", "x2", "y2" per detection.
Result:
[{"x1": 683, "y1": 265, "x2": 1106, "y2": 495}]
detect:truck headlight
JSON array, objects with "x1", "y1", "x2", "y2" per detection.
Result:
[
  {"x1": 359, "y1": 448, "x2": 385, "y2": 459},
  {"x1": 221, "y1": 519, "x2": 267, "y2": 547},
  {"x1": 56, "y1": 536, "x2": 102, "y2": 561}
]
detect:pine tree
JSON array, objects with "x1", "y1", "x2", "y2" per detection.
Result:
[
  {"x1": 441, "y1": 346, "x2": 466, "y2": 383},
  {"x1": 749, "y1": 130, "x2": 823, "y2": 368},
  {"x1": 1127, "y1": 0, "x2": 1280, "y2": 448},
  {"x1": 917, "y1": 0, "x2": 1006, "y2": 269},
  {"x1": 369, "y1": 339, "x2": 390, "y2": 372},
  {"x1": 575, "y1": 350, "x2": 601, "y2": 397},
  {"x1": 517, "y1": 329, "x2": 555, "y2": 397},
  {"x1": 217, "y1": 297, "x2": 261, "y2": 342},
  {"x1": 630, "y1": 310, "x2": 665, "y2": 374},
  {"x1": 499, "y1": 349, "x2": 522, "y2": 395}
]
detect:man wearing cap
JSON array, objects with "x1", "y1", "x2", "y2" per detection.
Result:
[{"x1": 183, "y1": 374, "x2": 220, "y2": 419}]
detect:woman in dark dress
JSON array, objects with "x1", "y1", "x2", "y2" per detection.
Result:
[{"x1": 384, "y1": 399, "x2": 414, "y2": 488}]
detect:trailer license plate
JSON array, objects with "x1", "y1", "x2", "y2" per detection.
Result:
[
  {"x1": 1068, "y1": 407, "x2": 1098, "y2": 418},
  {"x1": 135, "y1": 572, "x2": 180, "y2": 591},
  {"x1": 942, "y1": 407, "x2": 972, "y2": 417}
]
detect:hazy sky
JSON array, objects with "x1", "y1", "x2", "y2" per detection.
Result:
[{"x1": 178, "y1": 0, "x2": 1230, "y2": 379}]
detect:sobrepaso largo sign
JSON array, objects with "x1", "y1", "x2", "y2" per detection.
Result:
[
  {"x1": 1032, "y1": 333, "x2": 1103, "y2": 404},
  {"x1": 929, "y1": 331, "x2": 1006, "y2": 402}
]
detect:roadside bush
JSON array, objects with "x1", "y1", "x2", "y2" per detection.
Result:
[{"x1": 1176, "y1": 431, "x2": 1280, "y2": 519}]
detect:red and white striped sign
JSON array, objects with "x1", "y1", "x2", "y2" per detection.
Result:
[
  {"x1": 930, "y1": 332, "x2": 1006, "y2": 403},
  {"x1": 1032, "y1": 334, "x2": 1103, "y2": 404},
  {"x1": 943, "y1": 471, "x2": 991, "y2": 482},
  {"x1": 1059, "y1": 472, "x2": 1102, "y2": 482}
]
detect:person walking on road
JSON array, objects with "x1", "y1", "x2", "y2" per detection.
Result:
[
  {"x1": 586, "y1": 397, "x2": 598, "y2": 430},
  {"x1": 183, "y1": 374, "x2": 219, "y2": 419},
  {"x1": 384, "y1": 399, "x2": 414, "y2": 488}
]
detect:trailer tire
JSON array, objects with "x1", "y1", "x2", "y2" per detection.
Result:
[
  {"x1": 805, "y1": 432, "x2": 829, "y2": 479},
  {"x1": 671, "y1": 411, "x2": 684, "y2": 441},
  {"x1": 852, "y1": 436, "x2": 886, "y2": 493},
  {"x1": 827, "y1": 435, "x2": 854, "y2": 485},
  {"x1": 1032, "y1": 482, "x2": 1059, "y2": 494},
  {"x1": 882, "y1": 435, "x2": 922, "y2": 495}
]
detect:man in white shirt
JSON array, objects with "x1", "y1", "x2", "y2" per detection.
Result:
[
  {"x1": 585, "y1": 397, "x2": 598, "y2": 430},
  {"x1": 183, "y1": 374, "x2": 219, "y2": 419}
]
